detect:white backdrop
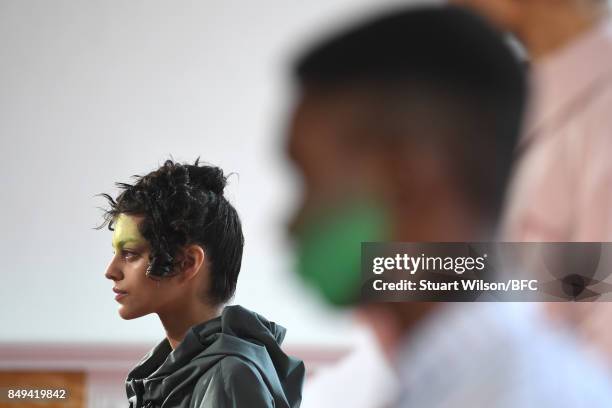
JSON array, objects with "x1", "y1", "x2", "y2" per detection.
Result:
[{"x1": 0, "y1": 0, "x2": 427, "y2": 347}]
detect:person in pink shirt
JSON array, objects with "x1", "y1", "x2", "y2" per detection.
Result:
[{"x1": 452, "y1": 0, "x2": 612, "y2": 365}]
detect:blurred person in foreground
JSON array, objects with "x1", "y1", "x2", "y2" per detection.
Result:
[
  {"x1": 100, "y1": 159, "x2": 304, "y2": 408},
  {"x1": 286, "y1": 5, "x2": 612, "y2": 407},
  {"x1": 452, "y1": 0, "x2": 612, "y2": 364}
]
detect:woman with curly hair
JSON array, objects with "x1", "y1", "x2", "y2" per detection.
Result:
[{"x1": 100, "y1": 159, "x2": 304, "y2": 408}]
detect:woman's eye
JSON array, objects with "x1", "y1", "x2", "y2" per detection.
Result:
[{"x1": 122, "y1": 250, "x2": 139, "y2": 260}]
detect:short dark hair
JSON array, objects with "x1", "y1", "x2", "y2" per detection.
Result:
[
  {"x1": 99, "y1": 159, "x2": 244, "y2": 304},
  {"x1": 293, "y1": 5, "x2": 527, "y2": 219}
]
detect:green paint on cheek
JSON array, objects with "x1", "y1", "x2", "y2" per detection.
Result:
[
  {"x1": 112, "y1": 214, "x2": 146, "y2": 250},
  {"x1": 294, "y1": 198, "x2": 391, "y2": 307}
]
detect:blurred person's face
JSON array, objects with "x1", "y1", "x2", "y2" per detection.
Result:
[
  {"x1": 287, "y1": 93, "x2": 389, "y2": 234},
  {"x1": 286, "y1": 92, "x2": 392, "y2": 305},
  {"x1": 286, "y1": 90, "x2": 466, "y2": 305},
  {"x1": 104, "y1": 214, "x2": 185, "y2": 319}
]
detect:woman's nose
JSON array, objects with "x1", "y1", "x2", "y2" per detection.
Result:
[{"x1": 104, "y1": 256, "x2": 122, "y2": 281}]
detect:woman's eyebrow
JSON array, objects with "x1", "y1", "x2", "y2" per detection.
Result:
[{"x1": 112, "y1": 238, "x2": 140, "y2": 248}]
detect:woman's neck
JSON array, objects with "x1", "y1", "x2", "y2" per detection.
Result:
[{"x1": 158, "y1": 302, "x2": 222, "y2": 350}]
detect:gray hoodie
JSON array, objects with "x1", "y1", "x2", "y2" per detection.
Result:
[{"x1": 125, "y1": 305, "x2": 305, "y2": 408}]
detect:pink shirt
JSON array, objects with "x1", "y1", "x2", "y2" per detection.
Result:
[
  {"x1": 502, "y1": 19, "x2": 612, "y2": 367},
  {"x1": 503, "y1": 19, "x2": 612, "y2": 241}
]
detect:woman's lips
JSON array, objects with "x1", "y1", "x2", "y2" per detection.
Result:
[
  {"x1": 113, "y1": 287, "x2": 128, "y2": 301},
  {"x1": 115, "y1": 293, "x2": 128, "y2": 301}
]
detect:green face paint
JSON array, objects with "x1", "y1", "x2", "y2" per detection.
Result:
[
  {"x1": 294, "y1": 199, "x2": 390, "y2": 307},
  {"x1": 112, "y1": 214, "x2": 147, "y2": 251}
]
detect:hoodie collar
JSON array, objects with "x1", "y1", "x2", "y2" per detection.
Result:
[
  {"x1": 126, "y1": 305, "x2": 303, "y2": 408},
  {"x1": 127, "y1": 314, "x2": 223, "y2": 381}
]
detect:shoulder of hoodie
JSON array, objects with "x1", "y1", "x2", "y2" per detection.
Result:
[{"x1": 190, "y1": 355, "x2": 274, "y2": 406}]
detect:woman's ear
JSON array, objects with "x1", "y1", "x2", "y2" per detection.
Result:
[{"x1": 177, "y1": 244, "x2": 206, "y2": 282}]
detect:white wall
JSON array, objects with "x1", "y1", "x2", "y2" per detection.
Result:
[{"x1": 0, "y1": 0, "x2": 418, "y2": 347}]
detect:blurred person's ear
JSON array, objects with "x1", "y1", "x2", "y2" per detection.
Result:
[
  {"x1": 385, "y1": 141, "x2": 451, "y2": 204},
  {"x1": 379, "y1": 140, "x2": 477, "y2": 241}
]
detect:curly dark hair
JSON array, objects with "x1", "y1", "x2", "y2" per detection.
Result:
[{"x1": 99, "y1": 158, "x2": 244, "y2": 305}]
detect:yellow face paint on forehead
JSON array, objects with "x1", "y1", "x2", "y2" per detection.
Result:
[{"x1": 112, "y1": 214, "x2": 147, "y2": 250}]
